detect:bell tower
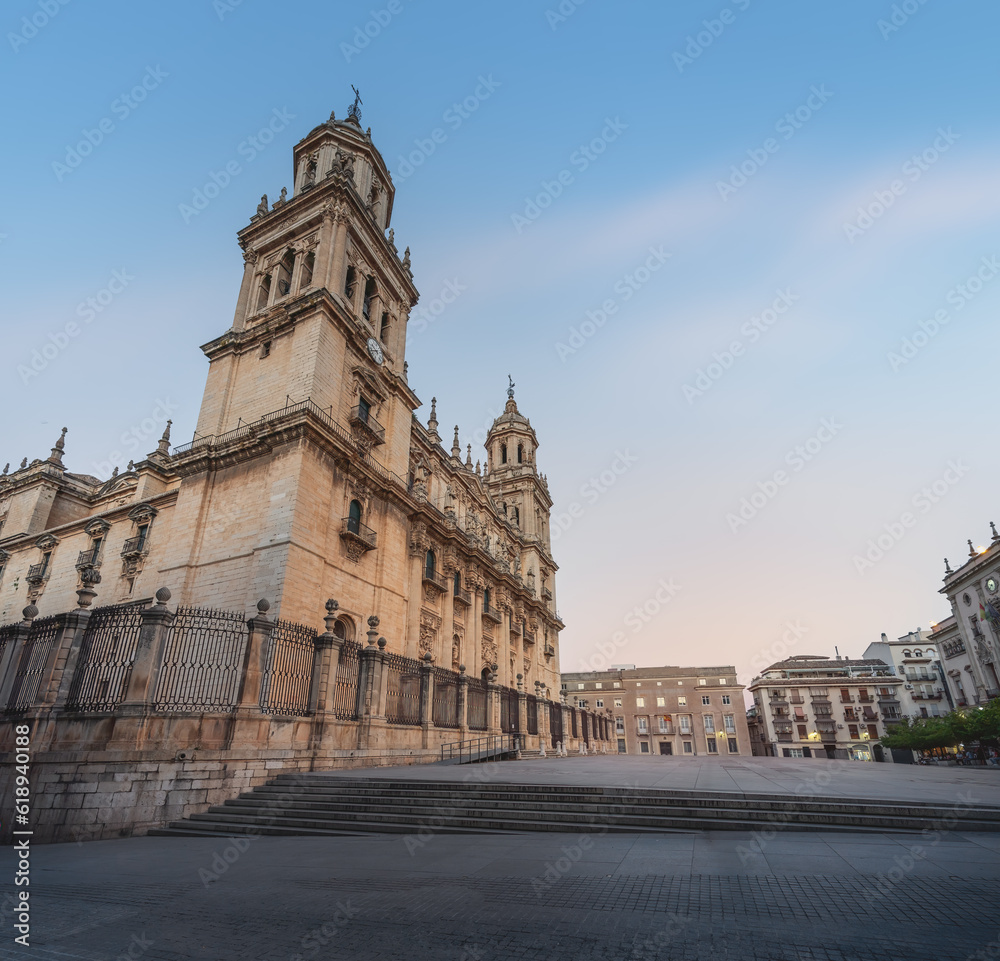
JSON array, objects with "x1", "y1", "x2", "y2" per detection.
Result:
[{"x1": 191, "y1": 94, "x2": 419, "y2": 478}]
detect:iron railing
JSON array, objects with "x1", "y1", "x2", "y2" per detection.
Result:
[
  {"x1": 341, "y1": 516, "x2": 377, "y2": 550},
  {"x1": 5, "y1": 615, "x2": 62, "y2": 714},
  {"x1": 121, "y1": 535, "x2": 148, "y2": 555},
  {"x1": 466, "y1": 676, "x2": 488, "y2": 730},
  {"x1": 549, "y1": 700, "x2": 563, "y2": 748},
  {"x1": 500, "y1": 687, "x2": 518, "y2": 733},
  {"x1": 440, "y1": 733, "x2": 520, "y2": 764},
  {"x1": 26, "y1": 563, "x2": 47, "y2": 582},
  {"x1": 66, "y1": 602, "x2": 145, "y2": 712},
  {"x1": 384, "y1": 651, "x2": 422, "y2": 725},
  {"x1": 76, "y1": 547, "x2": 102, "y2": 568},
  {"x1": 0, "y1": 623, "x2": 19, "y2": 673},
  {"x1": 422, "y1": 568, "x2": 447, "y2": 592},
  {"x1": 260, "y1": 618, "x2": 316, "y2": 716},
  {"x1": 153, "y1": 607, "x2": 248, "y2": 712},
  {"x1": 570, "y1": 707, "x2": 578, "y2": 738},
  {"x1": 348, "y1": 405, "x2": 385, "y2": 444},
  {"x1": 332, "y1": 640, "x2": 361, "y2": 719},
  {"x1": 526, "y1": 695, "x2": 538, "y2": 735},
  {"x1": 453, "y1": 586, "x2": 472, "y2": 606},
  {"x1": 431, "y1": 666, "x2": 460, "y2": 728}
]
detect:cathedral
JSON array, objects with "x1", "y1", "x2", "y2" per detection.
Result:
[{"x1": 0, "y1": 98, "x2": 563, "y2": 695}]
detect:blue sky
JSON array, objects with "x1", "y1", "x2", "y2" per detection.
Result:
[{"x1": 3, "y1": 0, "x2": 999, "y2": 689}]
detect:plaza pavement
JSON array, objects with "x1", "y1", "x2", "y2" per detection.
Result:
[{"x1": 7, "y1": 756, "x2": 1000, "y2": 961}]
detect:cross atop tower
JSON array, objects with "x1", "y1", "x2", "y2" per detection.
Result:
[{"x1": 349, "y1": 85, "x2": 363, "y2": 122}]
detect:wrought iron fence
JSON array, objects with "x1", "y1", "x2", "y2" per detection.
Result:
[
  {"x1": 384, "y1": 651, "x2": 422, "y2": 725},
  {"x1": 500, "y1": 687, "x2": 518, "y2": 733},
  {"x1": 549, "y1": 701, "x2": 563, "y2": 748},
  {"x1": 260, "y1": 618, "x2": 316, "y2": 716},
  {"x1": 431, "y1": 666, "x2": 460, "y2": 728},
  {"x1": 466, "y1": 675, "x2": 487, "y2": 730},
  {"x1": 153, "y1": 607, "x2": 248, "y2": 712},
  {"x1": 333, "y1": 640, "x2": 361, "y2": 719},
  {"x1": 570, "y1": 707, "x2": 578, "y2": 738},
  {"x1": 66, "y1": 602, "x2": 146, "y2": 712},
  {"x1": 582, "y1": 711, "x2": 590, "y2": 744},
  {"x1": 0, "y1": 622, "x2": 20, "y2": 673},
  {"x1": 5, "y1": 616, "x2": 63, "y2": 714},
  {"x1": 526, "y1": 694, "x2": 538, "y2": 735}
]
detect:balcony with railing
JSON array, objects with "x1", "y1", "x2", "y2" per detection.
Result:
[
  {"x1": 26, "y1": 562, "x2": 49, "y2": 584},
  {"x1": 542, "y1": 586, "x2": 553, "y2": 600},
  {"x1": 544, "y1": 643, "x2": 555, "y2": 657},
  {"x1": 788, "y1": 695, "x2": 805, "y2": 704},
  {"x1": 121, "y1": 536, "x2": 149, "y2": 556},
  {"x1": 523, "y1": 629, "x2": 536, "y2": 645},
  {"x1": 422, "y1": 568, "x2": 447, "y2": 594},
  {"x1": 911, "y1": 690, "x2": 944, "y2": 701},
  {"x1": 453, "y1": 585, "x2": 472, "y2": 606},
  {"x1": 76, "y1": 547, "x2": 102, "y2": 569},
  {"x1": 340, "y1": 516, "x2": 377, "y2": 552},
  {"x1": 348, "y1": 405, "x2": 385, "y2": 445},
  {"x1": 839, "y1": 694, "x2": 854, "y2": 703},
  {"x1": 509, "y1": 620, "x2": 522, "y2": 637},
  {"x1": 482, "y1": 606, "x2": 502, "y2": 625},
  {"x1": 857, "y1": 694, "x2": 874, "y2": 703}
]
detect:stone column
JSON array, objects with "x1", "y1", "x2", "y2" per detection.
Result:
[
  {"x1": 441, "y1": 583, "x2": 456, "y2": 668},
  {"x1": 0, "y1": 606, "x2": 37, "y2": 711},
  {"x1": 420, "y1": 653, "x2": 434, "y2": 748},
  {"x1": 516, "y1": 675, "x2": 528, "y2": 744},
  {"x1": 535, "y1": 683, "x2": 549, "y2": 755},
  {"x1": 486, "y1": 672, "x2": 501, "y2": 735},
  {"x1": 356, "y1": 616, "x2": 387, "y2": 749},
  {"x1": 309, "y1": 600, "x2": 344, "y2": 716},
  {"x1": 560, "y1": 699, "x2": 572, "y2": 756},
  {"x1": 231, "y1": 250, "x2": 258, "y2": 330},
  {"x1": 236, "y1": 599, "x2": 274, "y2": 713},
  {"x1": 470, "y1": 588, "x2": 482, "y2": 681}
]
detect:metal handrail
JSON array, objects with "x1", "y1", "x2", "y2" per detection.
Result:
[{"x1": 440, "y1": 733, "x2": 520, "y2": 764}]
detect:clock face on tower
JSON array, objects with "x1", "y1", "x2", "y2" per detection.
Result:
[
  {"x1": 366, "y1": 337, "x2": 383, "y2": 365},
  {"x1": 988, "y1": 577, "x2": 998, "y2": 594}
]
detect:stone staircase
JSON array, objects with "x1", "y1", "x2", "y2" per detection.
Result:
[{"x1": 150, "y1": 774, "x2": 1000, "y2": 837}]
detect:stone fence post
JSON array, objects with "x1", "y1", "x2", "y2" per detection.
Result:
[
  {"x1": 235, "y1": 599, "x2": 274, "y2": 714},
  {"x1": 419, "y1": 653, "x2": 434, "y2": 748},
  {"x1": 356, "y1": 616, "x2": 388, "y2": 749},
  {"x1": 309, "y1": 599, "x2": 344, "y2": 715},
  {"x1": 116, "y1": 587, "x2": 174, "y2": 715},
  {"x1": 456, "y1": 665, "x2": 469, "y2": 737},
  {"x1": 516, "y1": 674, "x2": 528, "y2": 741}
]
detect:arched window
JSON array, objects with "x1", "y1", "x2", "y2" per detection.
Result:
[
  {"x1": 344, "y1": 265, "x2": 357, "y2": 301},
  {"x1": 276, "y1": 249, "x2": 294, "y2": 296},
  {"x1": 500, "y1": 443, "x2": 507, "y2": 464},
  {"x1": 379, "y1": 311, "x2": 390, "y2": 342},
  {"x1": 333, "y1": 617, "x2": 355, "y2": 641},
  {"x1": 362, "y1": 276, "x2": 377, "y2": 320},
  {"x1": 256, "y1": 273, "x2": 272, "y2": 310},
  {"x1": 425, "y1": 549, "x2": 436, "y2": 579},
  {"x1": 483, "y1": 588, "x2": 491, "y2": 612},
  {"x1": 453, "y1": 571, "x2": 462, "y2": 594},
  {"x1": 517, "y1": 443, "x2": 523, "y2": 463},
  {"x1": 299, "y1": 251, "x2": 315, "y2": 289},
  {"x1": 347, "y1": 499, "x2": 362, "y2": 535},
  {"x1": 514, "y1": 507, "x2": 520, "y2": 526}
]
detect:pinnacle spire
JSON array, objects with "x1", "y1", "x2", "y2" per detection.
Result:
[
  {"x1": 451, "y1": 426, "x2": 461, "y2": 459},
  {"x1": 48, "y1": 427, "x2": 67, "y2": 466}
]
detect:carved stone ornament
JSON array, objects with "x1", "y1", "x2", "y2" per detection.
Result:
[
  {"x1": 84, "y1": 518, "x2": 111, "y2": 538},
  {"x1": 409, "y1": 521, "x2": 430, "y2": 557},
  {"x1": 127, "y1": 504, "x2": 158, "y2": 524},
  {"x1": 343, "y1": 540, "x2": 367, "y2": 563},
  {"x1": 482, "y1": 640, "x2": 498, "y2": 666},
  {"x1": 35, "y1": 533, "x2": 59, "y2": 550}
]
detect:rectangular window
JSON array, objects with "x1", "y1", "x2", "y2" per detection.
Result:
[
  {"x1": 718, "y1": 678, "x2": 727, "y2": 685},
  {"x1": 637, "y1": 717, "x2": 648, "y2": 733},
  {"x1": 683, "y1": 741, "x2": 693, "y2": 753},
  {"x1": 797, "y1": 724, "x2": 808, "y2": 739},
  {"x1": 640, "y1": 742, "x2": 650, "y2": 754},
  {"x1": 867, "y1": 724, "x2": 879, "y2": 739},
  {"x1": 680, "y1": 715, "x2": 691, "y2": 733},
  {"x1": 789, "y1": 748, "x2": 804, "y2": 758},
  {"x1": 706, "y1": 739, "x2": 718, "y2": 754},
  {"x1": 703, "y1": 715, "x2": 715, "y2": 734},
  {"x1": 722, "y1": 695, "x2": 731, "y2": 705},
  {"x1": 677, "y1": 696, "x2": 687, "y2": 706},
  {"x1": 656, "y1": 697, "x2": 665, "y2": 707},
  {"x1": 595, "y1": 682, "x2": 602, "y2": 689},
  {"x1": 658, "y1": 716, "x2": 671, "y2": 734},
  {"x1": 636, "y1": 697, "x2": 645, "y2": 708},
  {"x1": 698, "y1": 678, "x2": 707, "y2": 686},
  {"x1": 614, "y1": 698, "x2": 622, "y2": 708},
  {"x1": 615, "y1": 717, "x2": 625, "y2": 734},
  {"x1": 577, "y1": 683, "x2": 584, "y2": 690},
  {"x1": 724, "y1": 714, "x2": 736, "y2": 734},
  {"x1": 613, "y1": 682, "x2": 620, "y2": 688},
  {"x1": 848, "y1": 724, "x2": 859, "y2": 739},
  {"x1": 727, "y1": 738, "x2": 739, "y2": 754},
  {"x1": 701, "y1": 695, "x2": 710, "y2": 705},
  {"x1": 596, "y1": 699, "x2": 604, "y2": 708},
  {"x1": 617, "y1": 739, "x2": 626, "y2": 753}
]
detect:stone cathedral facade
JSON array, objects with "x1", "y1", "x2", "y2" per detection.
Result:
[{"x1": 0, "y1": 101, "x2": 564, "y2": 695}]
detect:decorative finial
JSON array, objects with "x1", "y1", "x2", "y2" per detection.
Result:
[
  {"x1": 111, "y1": 466, "x2": 119, "y2": 478},
  {"x1": 349, "y1": 84, "x2": 363, "y2": 122},
  {"x1": 155, "y1": 420, "x2": 172, "y2": 456},
  {"x1": 944, "y1": 558, "x2": 953, "y2": 574},
  {"x1": 427, "y1": 397, "x2": 439, "y2": 440},
  {"x1": 127, "y1": 460, "x2": 134, "y2": 471},
  {"x1": 2, "y1": 463, "x2": 7, "y2": 475},
  {"x1": 402, "y1": 247, "x2": 411, "y2": 270},
  {"x1": 256, "y1": 194, "x2": 268, "y2": 217},
  {"x1": 48, "y1": 427, "x2": 67, "y2": 465},
  {"x1": 475, "y1": 459, "x2": 481, "y2": 475},
  {"x1": 19, "y1": 458, "x2": 27, "y2": 469},
  {"x1": 154, "y1": 587, "x2": 172, "y2": 606},
  {"x1": 323, "y1": 598, "x2": 340, "y2": 634},
  {"x1": 466, "y1": 444, "x2": 473, "y2": 468},
  {"x1": 256, "y1": 598, "x2": 271, "y2": 614},
  {"x1": 992, "y1": 522, "x2": 999, "y2": 542},
  {"x1": 452, "y1": 426, "x2": 461, "y2": 459},
  {"x1": 507, "y1": 374, "x2": 515, "y2": 399},
  {"x1": 969, "y1": 539, "x2": 977, "y2": 557}
]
